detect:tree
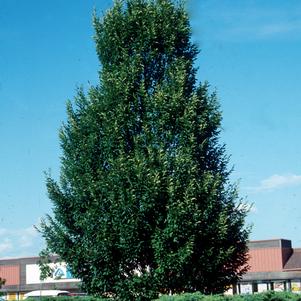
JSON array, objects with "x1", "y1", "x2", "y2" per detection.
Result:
[
  {"x1": 40, "y1": 0, "x2": 249, "y2": 300},
  {"x1": 0, "y1": 277, "x2": 5, "y2": 289}
]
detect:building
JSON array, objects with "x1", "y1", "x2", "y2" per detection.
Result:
[
  {"x1": 0, "y1": 256, "x2": 81, "y2": 300},
  {"x1": 238, "y1": 239, "x2": 301, "y2": 294},
  {"x1": 2, "y1": 238, "x2": 301, "y2": 299}
]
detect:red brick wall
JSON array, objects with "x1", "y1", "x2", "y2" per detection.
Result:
[
  {"x1": 0, "y1": 265, "x2": 20, "y2": 285},
  {"x1": 248, "y1": 248, "x2": 284, "y2": 272}
]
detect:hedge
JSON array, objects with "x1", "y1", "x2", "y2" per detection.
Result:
[
  {"x1": 24, "y1": 291, "x2": 301, "y2": 301},
  {"x1": 156, "y1": 292, "x2": 301, "y2": 301}
]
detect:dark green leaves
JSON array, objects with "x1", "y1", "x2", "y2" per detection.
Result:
[{"x1": 41, "y1": 0, "x2": 249, "y2": 300}]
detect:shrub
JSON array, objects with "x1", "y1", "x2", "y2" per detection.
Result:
[{"x1": 156, "y1": 292, "x2": 301, "y2": 301}]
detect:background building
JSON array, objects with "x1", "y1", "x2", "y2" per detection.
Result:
[
  {"x1": 2, "y1": 239, "x2": 301, "y2": 299},
  {"x1": 0, "y1": 256, "x2": 80, "y2": 300},
  {"x1": 239, "y1": 239, "x2": 301, "y2": 294}
]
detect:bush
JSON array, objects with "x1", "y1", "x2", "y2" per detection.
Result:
[
  {"x1": 23, "y1": 291, "x2": 301, "y2": 301},
  {"x1": 155, "y1": 292, "x2": 205, "y2": 301},
  {"x1": 156, "y1": 292, "x2": 301, "y2": 301}
]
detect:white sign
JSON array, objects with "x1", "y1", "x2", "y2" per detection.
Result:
[
  {"x1": 258, "y1": 283, "x2": 268, "y2": 293},
  {"x1": 26, "y1": 263, "x2": 80, "y2": 284},
  {"x1": 274, "y1": 282, "x2": 284, "y2": 292},
  {"x1": 240, "y1": 283, "x2": 252, "y2": 294}
]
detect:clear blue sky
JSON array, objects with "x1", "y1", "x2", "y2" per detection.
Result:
[{"x1": 1, "y1": 0, "x2": 301, "y2": 258}]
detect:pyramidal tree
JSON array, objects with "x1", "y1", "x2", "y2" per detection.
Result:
[{"x1": 40, "y1": 0, "x2": 249, "y2": 299}]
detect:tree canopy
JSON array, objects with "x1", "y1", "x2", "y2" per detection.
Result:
[
  {"x1": 40, "y1": 0, "x2": 249, "y2": 300},
  {"x1": 0, "y1": 277, "x2": 5, "y2": 289}
]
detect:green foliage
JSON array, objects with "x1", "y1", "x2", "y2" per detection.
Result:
[
  {"x1": 156, "y1": 292, "x2": 301, "y2": 301},
  {"x1": 39, "y1": 0, "x2": 249, "y2": 300},
  {"x1": 38, "y1": 248, "x2": 54, "y2": 280},
  {"x1": 265, "y1": 291, "x2": 301, "y2": 301},
  {"x1": 0, "y1": 277, "x2": 5, "y2": 289},
  {"x1": 22, "y1": 292, "x2": 301, "y2": 301},
  {"x1": 156, "y1": 292, "x2": 205, "y2": 301}
]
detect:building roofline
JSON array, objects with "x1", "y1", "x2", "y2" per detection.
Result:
[
  {"x1": 0, "y1": 256, "x2": 40, "y2": 260},
  {"x1": 249, "y1": 238, "x2": 290, "y2": 243},
  {"x1": 0, "y1": 255, "x2": 59, "y2": 262}
]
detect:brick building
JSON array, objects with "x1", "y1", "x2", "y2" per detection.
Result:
[
  {"x1": 2, "y1": 238, "x2": 301, "y2": 299},
  {"x1": 238, "y1": 239, "x2": 301, "y2": 294},
  {"x1": 0, "y1": 257, "x2": 80, "y2": 300}
]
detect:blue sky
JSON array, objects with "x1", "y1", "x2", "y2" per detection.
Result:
[{"x1": 1, "y1": 0, "x2": 301, "y2": 258}]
